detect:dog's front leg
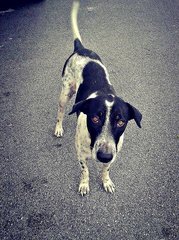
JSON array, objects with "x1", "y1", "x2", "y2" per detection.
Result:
[
  {"x1": 78, "y1": 157, "x2": 90, "y2": 196},
  {"x1": 75, "y1": 113, "x2": 91, "y2": 196},
  {"x1": 102, "y1": 163, "x2": 115, "y2": 193}
]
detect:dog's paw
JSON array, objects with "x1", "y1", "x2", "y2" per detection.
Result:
[
  {"x1": 102, "y1": 178, "x2": 115, "y2": 193},
  {"x1": 79, "y1": 181, "x2": 90, "y2": 196},
  {"x1": 54, "y1": 123, "x2": 64, "y2": 137}
]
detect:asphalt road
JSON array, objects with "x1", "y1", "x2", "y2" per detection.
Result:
[{"x1": 0, "y1": 0, "x2": 178, "y2": 239}]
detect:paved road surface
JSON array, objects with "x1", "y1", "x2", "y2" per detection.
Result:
[{"x1": 0, "y1": 0, "x2": 178, "y2": 239}]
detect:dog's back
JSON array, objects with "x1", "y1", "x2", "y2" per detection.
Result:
[{"x1": 63, "y1": 1, "x2": 115, "y2": 104}]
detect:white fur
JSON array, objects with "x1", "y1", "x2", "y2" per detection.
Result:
[
  {"x1": 71, "y1": 1, "x2": 82, "y2": 41},
  {"x1": 87, "y1": 91, "x2": 98, "y2": 99},
  {"x1": 117, "y1": 133, "x2": 124, "y2": 152}
]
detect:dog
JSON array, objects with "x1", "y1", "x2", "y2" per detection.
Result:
[{"x1": 54, "y1": 1, "x2": 142, "y2": 196}]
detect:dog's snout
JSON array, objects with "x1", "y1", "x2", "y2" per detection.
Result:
[{"x1": 97, "y1": 150, "x2": 113, "y2": 163}]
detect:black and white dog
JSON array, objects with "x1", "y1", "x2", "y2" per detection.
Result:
[{"x1": 55, "y1": 1, "x2": 142, "y2": 195}]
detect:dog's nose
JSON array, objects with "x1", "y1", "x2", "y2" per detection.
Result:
[{"x1": 97, "y1": 151, "x2": 113, "y2": 163}]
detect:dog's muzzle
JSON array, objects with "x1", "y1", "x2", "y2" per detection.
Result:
[{"x1": 95, "y1": 141, "x2": 115, "y2": 163}]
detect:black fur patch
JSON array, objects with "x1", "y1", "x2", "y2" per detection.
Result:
[
  {"x1": 75, "y1": 61, "x2": 115, "y2": 103},
  {"x1": 85, "y1": 97, "x2": 107, "y2": 147},
  {"x1": 74, "y1": 38, "x2": 101, "y2": 61},
  {"x1": 62, "y1": 39, "x2": 102, "y2": 77},
  {"x1": 74, "y1": 38, "x2": 84, "y2": 51},
  {"x1": 76, "y1": 48, "x2": 102, "y2": 62},
  {"x1": 110, "y1": 98, "x2": 129, "y2": 145}
]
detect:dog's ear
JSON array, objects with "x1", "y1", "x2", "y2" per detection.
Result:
[
  {"x1": 69, "y1": 99, "x2": 93, "y2": 115},
  {"x1": 126, "y1": 103, "x2": 142, "y2": 128}
]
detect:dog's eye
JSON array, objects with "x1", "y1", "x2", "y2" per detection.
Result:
[
  {"x1": 117, "y1": 120, "x2": 125, "y2": 127},
  {"x1": 91, "y1": 116, "x2": 100, "y2": 124}
]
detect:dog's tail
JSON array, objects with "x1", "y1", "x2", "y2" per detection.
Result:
[{"x1": 71, "y1": 1, "x2": 84, "y2": 51}]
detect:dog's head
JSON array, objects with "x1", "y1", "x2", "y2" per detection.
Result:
[{"x1": 69, "y1": 94, "x2": 142, "y2": 163}]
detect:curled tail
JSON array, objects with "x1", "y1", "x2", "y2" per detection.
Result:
[{"x1": 71, "y1": 1, "x2": 84, "y2": 51}]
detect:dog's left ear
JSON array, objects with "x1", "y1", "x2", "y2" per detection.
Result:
[
  {"x1": 69, "y1": 99, "x2": 93, "y2": 115},
  {"x1": 126, "y1": 103, "x2": 142, "y2": 128}
]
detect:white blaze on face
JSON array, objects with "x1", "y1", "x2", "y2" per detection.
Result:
[
  {"x1": 92, "y1": 99, "x2": 117, "y2": 162},
  {"x1": 103, "y1": 100, "x2": 114, "y2": 135}
]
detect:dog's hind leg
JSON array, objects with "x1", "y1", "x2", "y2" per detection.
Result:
[{"x1": 55, "y1": 76, "x2": 76, "y2": 137}]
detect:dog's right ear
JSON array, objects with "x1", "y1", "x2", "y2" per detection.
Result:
[
  {"x1": 126, "y1": 103, "x2": 142, "y2": 128},
  {"x1": 69, "y1": 99, "x2": 93, "y2": 115}
]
